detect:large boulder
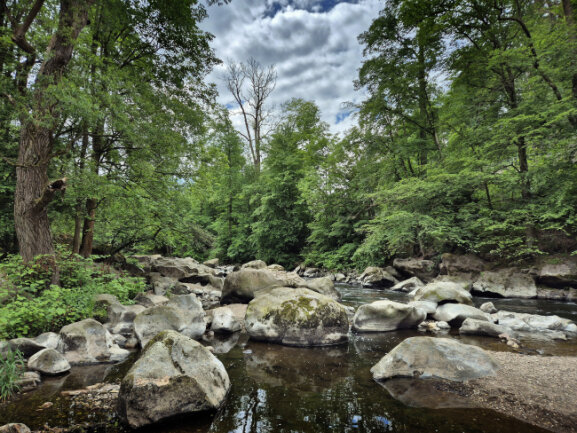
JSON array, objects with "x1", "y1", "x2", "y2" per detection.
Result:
[
  {"x1": 535, "y1": 256, "x2": 577, "y2": 288},
  {"x1": 391, "y1": 277, "x2": 424, "y2": 293},
  {"x1": 299, "y1": 276, "x2": 341, "y2": 301},
  {"x1": 370, "y1": 336, "x2": 499, "y2": 382},
  {"x1": 221, "y1": 268, "x2": 284, "y2": 303},
  {"x1": 242, "y1": 260, "x2": 267, "y2": 270},
  {"x1": 117, "y1": 331, "x2": 230, "y2": 428},
  {"x1": 472, "y1": 269, "x2": 537, "y2": 298},
  {"x1": 432, "y1": 303, "x2": 492, "y2": 326},
  {"x1": 153, "y1": 256, "x2": 215, "y2": 280},
  {"x1": 210, "y1": 305, "x2": 247, "y2": 333},
  {"x1": 8, "y1": 338, "x2": 45, "y2": 359},
  {"x1": 33, "y1": 332, "x2": 61, "y2": 351},
  {"x1": 27, "y1": 348, "x2": 70, "y2": 375},
  {"x1": 459, "y1": 318, "x2": 514, "y2": 338},
  {"x1": 59, "y1": 319, "x2": 124, "y2": 365},
  {"x1": 245, "y1": 287, "x2": 349, "y2": 346},
  {"x1": 393, "y1": 258, "x2": 437, "y2": 282},
  {"x1": 149, "y1": 274, "x2": 177, "y2": 296},
  {"x1": 493, "y1": 310, "x2": 577, "y2": 334},
  {"x1": 358, "y1": 267, "x2": 398, "y2": 288},
  {"x1": 133, "y1": 295, "x2": 206, "y2": 347},
  {"x1": 439, "y1": 253, "x2": 486, "y2": 275},
  {"x1": 352, "y1": 300, "x2": 426, "y2": 332},
  {"x1": 410, "y1": 281, "x2": 473, "y2": 305}
]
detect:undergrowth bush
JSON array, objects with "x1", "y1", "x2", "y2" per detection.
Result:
[{"x1": 0, "y1": 249, "x2": 145, "y2": 339}]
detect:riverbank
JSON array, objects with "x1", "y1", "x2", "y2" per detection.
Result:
[{"x1": 439, "y1": 351, "x2": 577, "y2": 433}]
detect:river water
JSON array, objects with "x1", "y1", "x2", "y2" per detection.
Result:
[{"x1": 1, "y1": 284, "x2": 576, "y2": 432}]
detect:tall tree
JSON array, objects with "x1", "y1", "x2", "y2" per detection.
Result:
[
  {"x1": 12, "y1": 0, "x2": 94, "y2": 268},
  {"x1": 225, "y1": 58, "x2": 277, "y2": 173}
]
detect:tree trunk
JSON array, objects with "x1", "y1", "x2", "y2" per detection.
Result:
[
  {"x1": 14, "y1": 127, "x2": 56, "y2": 262},
  {"x1": 72, "y1": 124, "x2": 89, "y2": 254},
  {"x1": 13, "y1": 0, "x2": 94, "y2": 268}
]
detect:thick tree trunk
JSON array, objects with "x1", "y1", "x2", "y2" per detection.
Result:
[
  {"x1": 13, "y1": 0, "x2": 94, "y2": 267},
  {"x1": 14, "y1": 128, "x2": 56, "y2": 262}
]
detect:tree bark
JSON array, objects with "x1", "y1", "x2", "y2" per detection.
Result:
[{"x1": 13, "y1": 0, "x2": 94, "y2": 266}]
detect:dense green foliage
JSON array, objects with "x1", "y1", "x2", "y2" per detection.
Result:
[
  {"x1": 1, "y1": 0, "x2": 576, "y2": 280},
  {"x1": 0, "y1": 251, "x2": 145, "y2": 338}
]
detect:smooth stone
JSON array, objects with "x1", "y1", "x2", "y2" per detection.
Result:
[
  {"x1": 352, "y1": 300, "x2": 426, "y2": 332},
  {"x1": 371, "y1": 336, "x2": 499, "y2": 382},
  {"x1": 27, "y1": 348, "x2": 70, "y2": 375}
]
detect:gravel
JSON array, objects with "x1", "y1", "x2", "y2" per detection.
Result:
[{"x1": 442, "y1": 351, "x2": 577, "y2": 433}]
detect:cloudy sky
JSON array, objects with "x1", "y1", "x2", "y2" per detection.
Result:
[{"x1": 201, "y1": 0, "x2": 383, "y2": 135}]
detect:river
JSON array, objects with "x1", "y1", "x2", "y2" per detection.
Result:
[{"x1": 1, "y1": 284, "x2": 576, "y2": 432}]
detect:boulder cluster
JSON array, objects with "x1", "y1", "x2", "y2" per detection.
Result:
[{"x1": 2, "y1": 253, "x2": 577, "y2": 430}]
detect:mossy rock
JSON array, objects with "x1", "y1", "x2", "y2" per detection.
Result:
[{"x1": 245, "y1": 287, "x2": 349, "y2": 346}]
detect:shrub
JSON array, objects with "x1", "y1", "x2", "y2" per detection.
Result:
[{"x1": 0, "y1": 250, "x2": 145, "y2": 339}]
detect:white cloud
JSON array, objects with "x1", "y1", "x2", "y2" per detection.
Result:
[{"x1": 201, "y1": 0, "x2": 382, "y2": 135}]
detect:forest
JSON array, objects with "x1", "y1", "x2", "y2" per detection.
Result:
[{"x1": 1, "y1": 0, "x2": 576, "y2": 274}]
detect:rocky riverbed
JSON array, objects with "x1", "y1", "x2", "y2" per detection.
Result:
[{"x1": 1, "y1": 254, "x2": 577, "y2": 432}]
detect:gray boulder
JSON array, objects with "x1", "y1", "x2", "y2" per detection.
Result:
[
  {"x1": 459, "y1": 318, "x2": 515, "y2": 338},
  {"x1": 153, "y1": 256, "x2": 215, "y2": 280},
  {"x1": 352, "y1": 300, "x2": 426, "y2": 332},
  {"x1": 134, "y1": 292, "x2": 169, "y2": 308},
  {"x1": 493, "y1": 310, "x2": 577, "y2": 334},
  {"x1": 133, "y1": 295, "x2": 206, "y2": 347},
  {"x1": 370, "y1": 336, "x2": 499, "y2": 382},
  {"x1": 410, "y1": 281, "x2": 473, "y2": 305},
  {"x1": 130, "y1": 254, "x2": 162, "y2": 273},
  {"x1": 27, "y1": 348, "x2": 70, "y2": 375},
  {"x1": 432, "y1": 303, "x2": 492, "y2": 326},
  {"x1": 431, "y1": 274, "x2": 474, "y2": 291},
  {"x1": 210, "y1": 304, "x2": 247, "y2": 333},
  {"x1": 439, "y1": 253, "x2": 487, "y2": 275},
  {"x1": 408, "y1": 300, "x2": 437, "y2": 315},
  {"x1": 59, "y1": 319, "x2": 117, "y2": 365},
  {"x1": 149, "y1": 274, "x2": 177, "y2": 296},
  {"x1": 8, "y1": 338, "x2": 45, "y2": 358},
  {"x1": 303, "y1": 267, "x2": 323, "y2": 278},
  {"x1": 245, "y1": 287, "x2": 349, "y2": 346},
  {"x1": 358, "y1": 267, "x2": 398, "y2": 288},
  {"x1": 33, "y1": 332, "x2": 61, "y2": 351},
  {"x1": 242, "y1": 260, "x2": 267, "y2": 269},
  {"x1": 117, "y1": 331, "x2": 230, "y2": 428},
  {"x1": 299, "y1": 276, "x2": 341, "y2": 301},
  {"x1": 221, "y1": 268, "x2": 284, "y2": 303},
  {"x1": 535, "y1": 256, "x2": 577, "y2": 287},
  {"x1": 391, "y1": 277, "x2": 424, "y2": 293},
  {"x1": 480, "y1": 302, "x2": 498, "y2": 314},
  {"x1": 393, "y1": 258, "x2": 437, "y2": 282},
  {"x1": 267, "y1": 264, "x2": 285, "y2": 272},
  {"x1": 333, "y1": 273, "x2": 346, "y2": 283},
  {"x1": 472, "y1": 269, "x2": 537, "y2": 298}
]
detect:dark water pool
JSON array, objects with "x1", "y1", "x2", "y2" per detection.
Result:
[{"x1": 1, "y1": 285, "x2": 576, "y2": 433}]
